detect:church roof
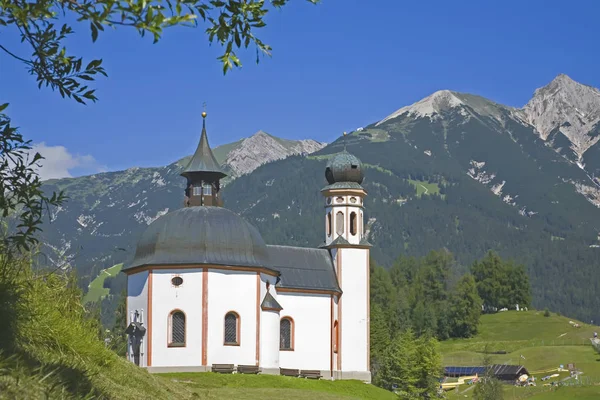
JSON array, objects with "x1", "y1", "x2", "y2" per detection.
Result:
[
  {"x1": 267, "y1": 245, "x2": 341, "y2": 293},
  {"x1": 261, "y1": 291, "x2": 283, "y2": 311},
  {"x1": 124, "y1": 208, "x2": 342, "y2": 293},
  {"x1": 180, "y1": 116, "x2": 227, "y2": 179},
  {"x1": 123, "y1": 207, "x2": 273, "y2": 272},
  {"x1": 321, "y1": 181, "x2": 364, "y2": 191}
]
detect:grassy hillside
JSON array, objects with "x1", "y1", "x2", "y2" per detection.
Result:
[
  {"x1": 441, "y1": 311, "x2": 600, "y2": 399},
  {"x1": 83, "y1": 263, "x2": 123, "y2": 303},
  {"x1": 157, "y1": 373, "x2": 396, "y2": 400}
]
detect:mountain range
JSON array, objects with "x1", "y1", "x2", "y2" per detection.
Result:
[{"x1": 38, "y1": 74, "x2": 600, "y2": 322}]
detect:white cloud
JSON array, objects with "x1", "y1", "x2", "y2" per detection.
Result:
[{"x1": 26, "y1": 143, "x2": 106, "y2": 181}]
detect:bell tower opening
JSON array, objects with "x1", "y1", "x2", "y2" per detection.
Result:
[{"x1": 181, "y1": 110, "x2": 227, "y2": 207}]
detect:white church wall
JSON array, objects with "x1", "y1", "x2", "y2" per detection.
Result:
[
  {"x1": 277, "y1": 292, "x2": 331, "y2": 371},
  {"x1": 207, "y1": 269, "x2": 257, "y2": 366},
  {"x1": 151, "y1": 268, "x2": 203, "y2": 367},
  {"x1": 127, "y1": 270, "x2": 149, "y2": 367},
  {"x1": 339, "y1": 248, "x2": 369, "y2": 372},
  {"x1": 259, "y1": 309, "x2": 280, "y2": 370}
]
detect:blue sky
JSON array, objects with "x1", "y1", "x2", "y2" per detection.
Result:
[{"x1": 2, "y1": 0, "x2": 599, "y2": 178}]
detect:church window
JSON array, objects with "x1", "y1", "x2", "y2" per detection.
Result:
[
  {"x1": 169, "y1": 310, "x2": 186, "y2": 347},
  {"x1": 333, "y1": 320, "x2": 339, "y2": 353},
  {"x1": 193, "y1": 186, "x2": 202, "y2": 196},
  {"x1": 350, "y1": 197, "x2": 357, "y2": 204},
  {"x1": 203, "y1": 184, "x2": 212, "y2": 195},
  {"x1": 350, "y1": 212, "x2": 357, "y2": 236},
  {"x1": 280, "y1": 317, "x2": 294, "y2": 350},
  {"x1": 224, "y1": 312, "x2": 240, "y2": 345},
  {"x1": 171, "y1": 276, "x2": 183, "y2": 287},
  {"x1": 336, "y1": 196, "x2": 344, "y2": 203},
  {"x1": 326, "y1": 212, "x2": 332, "y2": 237},
  {"x1": 336, "y1": 212, "x2": 344, "y2": 236}
]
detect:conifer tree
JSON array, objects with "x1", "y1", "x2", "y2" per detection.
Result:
[
  {"x1": 450, "y1": 274, "x2": 483, "y2": 337},
  {"x1": 370, "y1": 303, "x2": 391, "y2": 382}
]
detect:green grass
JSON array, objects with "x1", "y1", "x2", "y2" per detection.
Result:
[
  {"x1": 441, "y1": 311, "x2": 600, "y2": 399},
  {"x1": 352, "y1": 128, "x2": 390, "y2": 142},
  {"x1": 83, "y1": 263, "x2": 123, "y2": 304},
  {"x1": 363, "y1": 164, "x2": 394, "y2": 176},
  {"x1": 158, "y1": 373, "x2": 396, "y2": 400},
  {"x1": 408, "y1": 179, "x2": 441, "y2": 197}
]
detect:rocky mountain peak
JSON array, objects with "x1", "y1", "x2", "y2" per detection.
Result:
[
  {"x1": 377, "y1": 90, "x2": 464, "y2": 125},
  {"x1": 223, "y1": 130, "x2": 326, "y2": 176},
  {"x1": 522, "y1": 74, "x2": 600, "y2": 158}
]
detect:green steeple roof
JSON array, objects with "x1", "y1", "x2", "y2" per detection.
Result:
[{"x1": 180, "y1": 115, "x2": 227, "y2": 179}]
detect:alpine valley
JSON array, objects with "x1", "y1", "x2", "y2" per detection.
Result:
[{"x1": 39, "y1": 74, "x2": 600, "y2": 323}]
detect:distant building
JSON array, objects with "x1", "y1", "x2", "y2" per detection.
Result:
[
  {"x1": 444, "y1": 365, "x2": 529, "y2": 381},
  {"x1": 123, "y1": 112, "x2": 371, "y2": 382}
]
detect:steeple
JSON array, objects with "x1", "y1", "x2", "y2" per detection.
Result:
[{"x1": 181, "y1": 110, "x2": 227, "y2": 207}]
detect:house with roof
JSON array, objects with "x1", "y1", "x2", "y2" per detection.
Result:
[{"x1": 124, "y1": 111, "x2": 371, "y2": 382}]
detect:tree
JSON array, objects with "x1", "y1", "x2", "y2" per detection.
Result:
[
  {"x1": 450, "y1": 274, "x2": 482, "y2": 338},
  {"x1": 0, "y1": 0, "x2": 320, "y2": 256},
  {"x1": 370, "y1": 303, "x2": 390, "y2": 381},
  {"x1": 471, "y1": 251, "x2": 530, "y2": 311},
  {"x1": 109, "y1": 290, "x2": 128, "y2": 356},
  {"x1": 473, "y1": 351, "x2": 504, "y2": 400},
  {"x1": 377, "y1": 328, "x2": 442, "y2": 399},
  {"x1": 413, "y1": 333, "x2": 442, "y2": 398},
  {"x1": 377, "y1": 329, "x2": 419, "y2": 399}
]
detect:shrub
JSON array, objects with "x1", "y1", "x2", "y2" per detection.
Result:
[{"x1": 544, "y1": 308, "x2": 551, "y2": 317}]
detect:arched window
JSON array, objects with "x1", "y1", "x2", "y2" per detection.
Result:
[
  {"x1": 336, "y1": 211, "x2": 344, "y2": 236},
  {"x1": 169, "y1": 310, "x2": 186, "y2": 347},
  {"x1": 224, "y1": 312, "x2": 240, "y2": 345},
  {"x1": 280, "y1": 317, "x2": 294, "y2": 350},
  {"x1": 350, "y1": 212, "x2": 357, "y2": 236},
  {"x1": 333, "y1": 320, "x2": 339, "y2": 353},
  {"x1": 326, "y1": 212, "x2": 332, "y2": 237}
]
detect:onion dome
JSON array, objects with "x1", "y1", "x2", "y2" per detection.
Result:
[{"x1": 325, "y1": 150, "x2": 364, "y2": 185}]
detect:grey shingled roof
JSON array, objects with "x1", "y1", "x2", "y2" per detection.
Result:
[
  {"x1": 261, "y1": 291, "x2": 283, "y2": 311},
  {"x1": 181, "y1": 119, "x2": 227, "y2": 179},
  {"x1": 267, "y1": 245, "x2": 341, "y2": 293},
  {"x1": 319, "y1": 236, "x2": 350, "y2": 249},
  {"x1": 321, "y1": 181, "x2": 364, "y2": 191},
  {"x1": 123, "y1": 207, "x2": 273, "y2": 272},
  {"x1": 325, "y1": 150, "x2": 364, "y2": 185}
]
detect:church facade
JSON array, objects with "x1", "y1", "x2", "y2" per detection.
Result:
[{"x1": 124, "y1": 112, "x2": 371, "y2": 382}]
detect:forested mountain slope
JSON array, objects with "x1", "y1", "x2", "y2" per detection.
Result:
[{"x1": 39, "y1": 74, "x2": 600, "y2": 322}]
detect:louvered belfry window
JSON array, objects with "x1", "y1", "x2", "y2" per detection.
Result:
[
  {"x1": 336, "y1": 211, "x2": 344, "y2": 236},
  {"x1": 280, "y1": 318, "x2": 292, "y2": 350},
  {"x1": 224, "y1": 312, "x2": 239, "y2": 345},
  {"x1": 171, "y1": 311, "x2": 185, "y2": 346}
]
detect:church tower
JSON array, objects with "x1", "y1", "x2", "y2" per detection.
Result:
[
  {"x1": 181, "y1": 111, "x2": 227, "y2": 207},
  {"x1": 321, "y1": 134, "x2": 371, "y2": 381}
]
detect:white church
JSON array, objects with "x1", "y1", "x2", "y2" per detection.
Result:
[{"x1": 124, "y1": 112, "x2": 371, "y2": 382}]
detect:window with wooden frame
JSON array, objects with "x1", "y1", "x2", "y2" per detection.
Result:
[
  {"x1": 192, "y1": 186, "x2": 202, "y2": 196},
  {"x1": 333, "y1": 320, "x2": 339, "y2": 353},
  {"x1": 224, "y1": 312, "x2": 240, "y2": 345},
  {"x1": 168, "y1": 310, "x2": 186, "y2": 347},
  {"x1": 280, "y1": 317, "x2": 294, "y2": 350}
]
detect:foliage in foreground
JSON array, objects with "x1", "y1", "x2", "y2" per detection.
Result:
[
  {"x1": 375, "y1": 329, "x2": 442, "y2": 399},
  {"x1": 0, "y1": 252, "x2": 191, "y2": 399}
]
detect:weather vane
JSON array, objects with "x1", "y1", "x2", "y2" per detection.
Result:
[
  {"x1": 202, "y1": 102, "x2": 207, "y2": 118},
  {"x1": 343, "y1": 131, "x2": 347, "y2": 151}
]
